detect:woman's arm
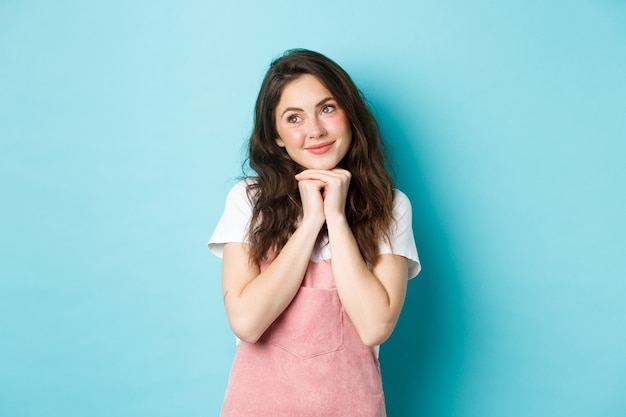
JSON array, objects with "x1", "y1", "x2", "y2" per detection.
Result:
[
  {"x1": 295, "y1": 168, "x2": 409, "y2": 346},
  {"x1": 221, "y1": 179, "x2": 327, "y2": 343},
  {"x1": 326, "y1": 218, "x2": 408, "y2": 346}
]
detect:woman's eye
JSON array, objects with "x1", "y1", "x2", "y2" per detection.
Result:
[
  {"x1": 287, "y1": 115, "x2": 301, "y2": 123},
  {"x1": 322, "y1": 105, "x2": 335, "y2": 114}
]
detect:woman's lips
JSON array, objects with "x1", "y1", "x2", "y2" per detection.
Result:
[{"x1": 306, "y1": 141, "x2": 334, "y2": 155}]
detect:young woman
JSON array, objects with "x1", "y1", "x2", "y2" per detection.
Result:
[{"x1": 209, "y1": 49, "x2": 420, "y2": 416}]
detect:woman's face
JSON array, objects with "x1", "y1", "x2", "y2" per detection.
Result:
[{"x1": 274, "y1": 74, "x2": 352, "y2": 170}]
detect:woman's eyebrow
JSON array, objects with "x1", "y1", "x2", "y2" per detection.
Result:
[
  {"x1": 316, "y1": 97, "x2": 335, "y2": 108},
  {"x1": 279, "y1": 97, "x2": 335, "y2": 118}
]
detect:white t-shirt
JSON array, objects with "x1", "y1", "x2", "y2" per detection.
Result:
[{"x1": 209, "y1": 179, "x2": 421, "y2": 278}]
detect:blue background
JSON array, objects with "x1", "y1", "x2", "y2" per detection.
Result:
[{"x1": 1, "y1": 1, "x2": 625, "y2": 416}]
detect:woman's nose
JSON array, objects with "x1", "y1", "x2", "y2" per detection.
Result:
[{"x1": 307, "y1": 118, "x2": 327, "y2": 138}]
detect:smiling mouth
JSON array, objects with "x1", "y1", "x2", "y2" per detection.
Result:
[{"x1": 306, "y1": 141, "x2": 334, "y2": 155}]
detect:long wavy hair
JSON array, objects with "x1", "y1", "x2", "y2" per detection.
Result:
[{"x1": 246, "y1": 49, "x2": 395, "y2": 267}]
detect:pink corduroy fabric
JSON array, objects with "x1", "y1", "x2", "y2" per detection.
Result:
[{"x1": 220, "y1": 260, "x2": 386, "y2": 417}]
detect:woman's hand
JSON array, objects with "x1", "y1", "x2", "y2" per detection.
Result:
[
  {"x1": 295, "y1": 168, "x2": 351, "y2": 222},
  {"x1": 296, "y1": 176, "x2": 326, "y2": 227}
]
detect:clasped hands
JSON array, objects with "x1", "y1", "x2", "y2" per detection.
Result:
[{"x1": 295, "y1": 168, "x2": 351, "y2": 226}]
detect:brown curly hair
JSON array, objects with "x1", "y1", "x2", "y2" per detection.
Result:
[{"x1": 245, "y1": 49, "x2": 395, "y2": 267}]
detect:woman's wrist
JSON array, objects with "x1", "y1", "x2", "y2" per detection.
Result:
[
  {"x1": 299, "y1": 214, "x2": 326, "y2": 233},
  {"x1": 324, "y1": 213, "x2": 348, "y2": 231}
]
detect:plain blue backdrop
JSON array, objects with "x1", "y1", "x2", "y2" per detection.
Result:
[{"x1": 1, "y1": 0, "x2": 625, "y2": 416}]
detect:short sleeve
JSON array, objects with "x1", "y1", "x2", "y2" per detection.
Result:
[
  {"x1": 378, "y1": 190, "x2": 421, "y2": 279},
  {"x1": 208, "y1": 180, "x2": 253, "y2": 258}
]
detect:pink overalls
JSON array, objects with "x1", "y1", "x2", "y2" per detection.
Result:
[{"x1": 220, "y1": 260, "x2": 386, "y2": 416}]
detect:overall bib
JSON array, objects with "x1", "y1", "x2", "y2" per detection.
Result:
[{"x1": 220, "y1": 260, "x2": 386, "y2": 416}]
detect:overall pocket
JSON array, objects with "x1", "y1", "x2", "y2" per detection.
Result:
[{"x1": 262, "y1": 286, "x2": 343, "y2": 359}]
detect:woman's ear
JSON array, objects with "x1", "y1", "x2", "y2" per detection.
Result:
[{"x1": 275, "y1": 137, "x2": 285, "y2": 147}]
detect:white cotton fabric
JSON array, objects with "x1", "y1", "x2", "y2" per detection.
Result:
[{"x1": 208, "y1": 179, "x2": 421, "y2": 278}]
